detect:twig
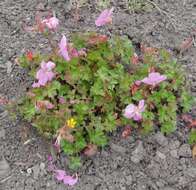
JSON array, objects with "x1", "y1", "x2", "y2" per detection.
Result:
[
  {"x1": 0, "y1": 175, "x2": 12, "y2": 183},
  {"x1": 146, "y1": 0, "x2": 178, "y2": 30}
]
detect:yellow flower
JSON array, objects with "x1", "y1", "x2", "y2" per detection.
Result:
[{"x1": 66, "y1": 118, "x2": 76, "y2": 128}]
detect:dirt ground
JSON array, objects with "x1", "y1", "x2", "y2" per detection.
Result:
[{"x1": 0, "y1": 0, "x2": 196, "y2": 189}]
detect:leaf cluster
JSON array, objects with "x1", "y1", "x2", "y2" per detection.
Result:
[{"x1": 16, "y1": 33, "x2": 194, "y2": 168}]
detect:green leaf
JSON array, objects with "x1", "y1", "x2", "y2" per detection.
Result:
[
  {"x1": 88, "y1": 128, "x2": 108, "y2": 147},
  {"x1": 44, "y1": 81, "x2": 61, "y2": 98},
  {"x1": 90, "y1": 79, "x2": 105, "y2": 96},
  {"x1": 103, "y1": 113, "x2": 117, "y2": 132},
  {"x1": 161, "y1": 121, "x2": 176, "y2": 134},
  {"x1": 74, "y1": 103, "x2": 89, "y2": 115},
  {"x1": 188, "y1": 130, "x2": 196, "y2": 144},
  {"x1": 62, "y1": 140, "x2": 75, "y2": 155},
  {"x1": 74, "y1": 132, "x2": 87, "y2": 152},
  {"x1": 68, "y1": 157, "x2": 82, "y2": 170}
]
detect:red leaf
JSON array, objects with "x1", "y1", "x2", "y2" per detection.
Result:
[
  {"x1": 130, "y1": 83, "x2": 140, "y2": 95},
  {"x1": 182, "y1": 114, "x2": 193, "y2": 123},
  {"x1": 83, "y1": 144, "x2": 97, "y2": 157},
  {"x1": 121, "y1": 125, "x2": 131, "y2": 138},
  {"x1": 26, "y1": 51, "x2": 33, "y2": 61},
  {"x1": 131, "y1": 53, "x2": 139, "y2": 65},
  {"x1": 181, "y1": 114, "x2": 196, "y2": 128},
  {"x1": 88, "y1": 35, "x2": 108, "y2": 45},
  {"x1": 140, "y1": 44, "x2": 158, "y2": 55}
]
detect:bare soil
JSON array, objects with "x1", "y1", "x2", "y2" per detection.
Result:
[{"x1": 0, "y1": 0, "x2": 196, "y2": 190}]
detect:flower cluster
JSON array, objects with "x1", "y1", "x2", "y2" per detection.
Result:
[{"x1": 32, "y1": 61, "x2": 56, "y2": 88}]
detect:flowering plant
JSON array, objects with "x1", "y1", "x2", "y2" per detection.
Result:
[{"x1": 15, "y1": 10, "x2": 193, "y2": 169}]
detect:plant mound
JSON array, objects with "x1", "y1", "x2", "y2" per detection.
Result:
[{"x1": 17, "y1": 33, "x2": 193, "y2": 167}]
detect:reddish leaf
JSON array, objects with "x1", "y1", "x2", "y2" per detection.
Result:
[
  {"x1": 140, "y1": 44, "x2": 158, "y2": 55},
  {"x1": 121, "y1": 125, "x2": 131, "y2": 138},
  {"x1": 26, "y1": 51, "x2": 33, "y2": 61},
  {"x1": 57, "y1": 126, "x2": 75, "y2": 143},
  {"x1": 131, "y1": 53, "x2": 139, "y2": 65},
  {"x1": 83, "y1": 144, "x2": 97, "y2": 156},
  {"x1": 189, "y1": 121, "x2": 196, "y2": 129},
  {"x1": 181, "y1": 114, "x2": 196, "y2": 128},
  {"x1": 88, "y1": 35, "x2": 108, "y2": 45},
  {"x1": 182, "y1": 114, "x2": 193, "y2": 123},
  {"x1": 179, "y1": 37, "x2": 193, "y2": 53},
  {"x1": 130, "y1": 83, "x2": 140, "y2": 95},
  {"x1": 0, "y1": 96, "x2": 9, "y2": 105}
]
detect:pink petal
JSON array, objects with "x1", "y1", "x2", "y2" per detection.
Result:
[
  {"x1": 46, "y1": 61, "x2": 56, "y2": 71},
  {"x1": 135, "y1": 80, "x2": 141, "y2": 86},
  {"x1": 138, "y1": 100, "x2": 145, "y2": 112},
  {"x1": 142, "y1": 72, "x2": 167, "y2": 86},
  {"x1": 55, "y1": 170, "x2": 66, "y2": 181},
  {"x1": 42, "y1": 17, "x2": 59, "y2": 30},
  {"x1": 46, "y1": 71, "x2": 55, "y2": 81},
  {"x1": 45, "y1": 101, "x2": 54, "y2": 109},
  {"x1": 59, "y1": 35, "x2": 71, "y2": 61},
  {"x1": 36, "y1": 70, "x2": 48, "y2": 85},
  {"x1": 59, "y1": 96, "x2": 65, "y2": 104},
  {"x1": 124, "y1": 104, "x2": 136, "y2": 119},
  {"x1": 47, "y1": 155, "x2": 53, "y2": 161},
  {"x1": 95, "y1": 8, "x2": 114, "y2": 26},
  {"x1": 133, "y1": 113, "x2": 142, "y2": 121},
  {"x1": 32, "y1": 82, "x2": 41, "y2": 88},
  {"x1": 63, "y1": 175, "x2": 78, "y2": 186}
]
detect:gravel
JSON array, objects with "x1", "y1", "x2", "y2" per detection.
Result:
[{"x1": 0, "y1": 0, "x2": 196, "y2": 189}]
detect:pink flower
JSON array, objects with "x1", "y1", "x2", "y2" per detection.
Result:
[
  {"x1": 54, "y1": 170, "x2": 78, "y2": 186},
  {"x1": 124, "y1": 100, "x2": 145, "y2": 121},
  {"x1": 95, "y1": 8, "x2": 114, "y2": 26},
  {"x1": 141, "y1": 72, "x2": 167, "y2": 86},
  {"x1": 55, "y1": 170, "x2": 66, "y2": 181},
  {"x1": 42, "y1": 17, "x2": 59, "y2": 30},
  {"x1": 59, "y1": 35, "x2": 71, "y2": 61},
  {"x1": 63, "y1": 175, "x2": 78, "y2": 186},
  {"x1": 59, "y1": 96, "x2": 65, "y2": 104},
  {"x1": 32, "y1": 61, "x2": 56, "y2": 88}
]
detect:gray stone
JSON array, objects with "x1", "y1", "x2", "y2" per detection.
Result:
[
  {"x1": 168, "y1": 140, "x2": 180, "y2": 150},
  {"x1": 184, "y1": 168, "x2": 196, "y2": 178},
  {"x1": 190, "y1": 181, "x2": 196, "y2": 190},
  {"x1": 170, "y1": 150, "x2": 179, "y2": 158},
  {"x1": 156, "y1": 179, "x2": 166, "y2": 188},
  {"x1": 178, "y1": 144, "x2": 192, "y2": 157},
  {"x1": 32, "y1": 164, "x2": 40, "y2": 179},
  {"x1": 40, "y1": 162, "x2": 45, "y2": 170},
  {"x1": 156, "y1": 151, "x2": 166, "y2": 159},
  {"x1": 125, "y1": 175, "x2": 133, "y2": 185},
  {"x1": 154, "y1": 132, "x2": 168, "y2": 146},
  {"x1": 5, "y1": 61, "x2": 12, "y2": 74},
  {"x1": 162, "y1": 188, "x2": 175, "y2": 190},
  {"x1": 0, "y1": 158, "x2": 10, "y2": 179},
  {"x1": 131, "y1": 141, "x2": 145, "y2": 164},
  {"x1": 110, "y1": 143, "x2": 126, "y2": 154},
  {"x1": 0, "y1": 129, "x2": 5, "y2": 139}
]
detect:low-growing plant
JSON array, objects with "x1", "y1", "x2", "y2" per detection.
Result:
[{"x1": 13, "y1": 8, "x2": 194, "y2": 169}]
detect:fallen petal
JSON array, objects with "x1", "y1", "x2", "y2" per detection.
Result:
[{"x1": 63, "y1": 174, "x2": 78, "y2": 186}]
